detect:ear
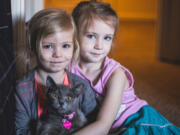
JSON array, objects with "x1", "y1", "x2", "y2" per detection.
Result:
[
  {"x1": 73, "y1": 83, "x2": 84, "y2": 96},
  {"x1": 46, "y1": 76, "x2": 57, "y2": 88}
]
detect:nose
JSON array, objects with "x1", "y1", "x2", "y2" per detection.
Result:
[
  {"x1": 52, "y1": 47, "x2": 62, "y2": 58},
  {"x1": 94, "y1": 39, "x2": 103, "y2": 50}
]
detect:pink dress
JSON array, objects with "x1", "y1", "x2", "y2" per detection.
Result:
[{"x1": 69, "y1": 56, "x2": 147, "y2": 129}]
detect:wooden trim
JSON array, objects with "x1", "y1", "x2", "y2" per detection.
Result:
[
  {"x1": 11, "y1": 0, "x2": 26, "y2": 55},
  {"x1": 157, "y1": 0, "x2": 180, "y2": 63}
]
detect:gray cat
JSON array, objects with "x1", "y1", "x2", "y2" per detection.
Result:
[{"x1": 36, "y1": 76, "x2": 87, "y2": 135}]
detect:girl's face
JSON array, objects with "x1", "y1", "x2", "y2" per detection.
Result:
[
  {"x1": 79, "y1": 19, "x2": 115, "y2": 63},
  {"x1": 37, "y1": 30, "x2": 74, "y2": 73}
]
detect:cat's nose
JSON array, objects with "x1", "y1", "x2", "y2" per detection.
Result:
[{"x1": 59, "y1": 101, "x2": 64, "y2": 106}]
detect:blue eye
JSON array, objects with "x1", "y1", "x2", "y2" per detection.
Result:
[
  {"x1": 62, "y1": 44, "x2": 71, "y2": 48},
  {"x1": 87, "y1": 34, "x2": 96, "y2": 39},
  {"x1": 43, "y1": 44, "x2": 52, "y2": 49},
  {"x1": 104, "y1": 36, "x2": 112, "y2": 41}
]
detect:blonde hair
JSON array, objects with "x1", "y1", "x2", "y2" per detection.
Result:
[{"x1": 27, "y1": 8, "x2": 79, "y2": 70}]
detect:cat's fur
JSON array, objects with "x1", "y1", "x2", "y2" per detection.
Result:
[{"x1": 36, "y1": 76, "x2": 87, "y2": 135}]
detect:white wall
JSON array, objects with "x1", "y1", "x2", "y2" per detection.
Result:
[
  {"x1": 11, "y1": 0, "x2": 44, "y2": 78},
  {"x1": 25, "y1": 0, "x2": 44, "y2": 22},
  {"x1": 11, "y1": 0, "x2": 25, "y2": 54}
]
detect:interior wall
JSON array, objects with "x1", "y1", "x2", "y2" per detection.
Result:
[
  {"x1": 157, "y1": 0, "x2": 180, "y2": 63},
  {"x1": 11, "y1": 0, "x2": 26, "y2": 79},
  {"x1": 11, "y1": 0, "x2": 44, "y2": 79},
  {"x1": 25, "y1": 0, "x2": 44, "y2": 22},
  {"x1": 44, "y1": 0, "x2": 157, "y2": 21},
  {"x1": 110, "y1": 0, "x2": 157, "y2": 20},
  {"x1": 44, "y1": 0, "x2": 82, "y2": 13}
]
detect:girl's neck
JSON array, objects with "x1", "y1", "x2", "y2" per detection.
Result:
[
  {"x1": 36, "y1": 68, "x2": 65, "y2": 85},
  {"x1": 78, "y1": 59, "x2": 105, "y2": 85},
  {"x1": 78, "y1": 60, "x2": 103, "y2": 73}
]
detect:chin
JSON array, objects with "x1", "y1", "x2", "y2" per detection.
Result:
[
  {"x1": 90, "y1": 57, "x2": 105, "y2": 63},
  {"x1": 44, "y1": 69, "x2": 64, "y2": 74},
  {"x1": 82, "y1": 56, "x2": 105, "y2": 63},
  {"x1": 52, "y1": 70, "x2": 65, "y2": 73}
]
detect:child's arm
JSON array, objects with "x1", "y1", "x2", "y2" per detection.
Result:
[{"x1": 73, "y1": 67, "x2": 129, "y2": 135}]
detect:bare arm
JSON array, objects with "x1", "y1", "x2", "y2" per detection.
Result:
[{"x1": 73, "y1": 67, "x2": 129, "y2": 135}]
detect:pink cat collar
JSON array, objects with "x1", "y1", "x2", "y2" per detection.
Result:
[
  {"x1": 62, "y1": 112, "x2": 75, "y2": 130},
  {"x1": 65, "y1": 112, "x2": 75, "y2": 120},
  {"x1": 62, "y1": 120, "x2": 72, "y2": 130}
]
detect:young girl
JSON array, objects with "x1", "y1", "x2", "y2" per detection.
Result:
[
  {"x1": 15, "y1": 8, "x2": 97, "y2": 135},
  {"x1": 70, "y1": 1, "x2": 180, "y2": 135}
]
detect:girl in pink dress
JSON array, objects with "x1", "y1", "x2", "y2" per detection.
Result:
[{"x1": 69, "y1": 1, "x2": 180, "y2": 134}]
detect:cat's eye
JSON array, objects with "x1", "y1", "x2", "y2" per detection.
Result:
[
  {"x1": 53, "y1": 93, "x2": 57, "y2": 98},
  {"x1": 66, "y1": 96, "x2": 72, "y2": 102}
]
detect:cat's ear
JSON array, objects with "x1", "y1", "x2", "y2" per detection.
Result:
[
  {"x1": 73, "y1": 83, "x2": 84, "y2": 96},
  {"x1": 46, "y1": 76, "x2": 57, "y2": 88}
]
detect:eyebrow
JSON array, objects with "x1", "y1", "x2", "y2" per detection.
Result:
[
  {"x1": 105, "y1": 34, "x2": 114, "y2": 37},
  {"x1": 42, "y1": 41, "x2": 73, "y2": 44},
  {"x1": 85, "y1": 32, "x2": 114, "y2": 37}
]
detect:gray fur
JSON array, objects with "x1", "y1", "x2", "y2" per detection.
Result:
[{"x1": 36, "y1": 76, "x2": 87, "y2": 135}]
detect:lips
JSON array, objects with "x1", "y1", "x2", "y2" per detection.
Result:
[
  {"x1": 90, "y1": 52, "x2": 103, "y2": 56},
  {"x1": 50, "y1": 61, "x2": 65, "y2": 64}
]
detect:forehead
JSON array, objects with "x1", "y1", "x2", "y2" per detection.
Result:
[
  {"x1": 42, "y1": 29, "x2": 74, "y2": 43},
  {"x1": 86, "y1": 19, "x2": 115, "y2": 34},
  {"x1": 58, "y1": 85, "x2": 72, "y2": 95}
]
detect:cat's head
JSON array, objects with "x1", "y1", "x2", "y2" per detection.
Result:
[{"x1": 46, "y1": 76, "x2": 84, "y2": 115}]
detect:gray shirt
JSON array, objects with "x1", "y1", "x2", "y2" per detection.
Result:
[{"x1": 15, "y1": 69, "x2": 97, "y2": 135}]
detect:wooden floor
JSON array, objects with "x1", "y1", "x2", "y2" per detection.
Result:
[{"x1": 109, "y1": 21, "x2": 180, "y2": 126}]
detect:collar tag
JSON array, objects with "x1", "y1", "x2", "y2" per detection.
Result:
[{"x1": 62, "y1": 119, "x2": 72, "y2": 130}]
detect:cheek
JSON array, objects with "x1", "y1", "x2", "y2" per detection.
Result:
[
  {"x1": 106, "y1": 46, "x2": 111, "y2": 54},
  {"x1": 104, "y1": 42, "x2": 112, "y2": 51},
  {"x1": 38, "y1": 47, "x2": 52, "y2": 59},
  {"x1": 80, "y1": 38, "x2": 92, "y2": 49},
  {"x1": 80, "y1": 41, "x2": 91, "y2": 52},
  {"x1": 64, "y1": 49, "x2": 73, "y2": 59},
  {"x1": 39, "y1": 51, "x2": 51, "y2": 61}
]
